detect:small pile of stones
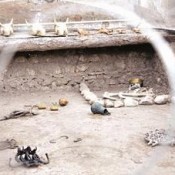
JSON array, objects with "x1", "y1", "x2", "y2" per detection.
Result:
[
  {"x1": 79, "y1": 82, "x2": 171, "y2": 108},
  {"x1": 144, "y1": 129, "x2": 175, "y2": 147},
  {"x1": 80, "y1": 82, "x2": 98, "y2": 104}
]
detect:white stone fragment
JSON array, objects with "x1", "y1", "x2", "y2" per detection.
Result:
[
  {"x1": 154, "y1": 95, "x2": 170, "y2": 105},
  {"x1": 81, "y1": 89, "x2": 90, "y2": 96},
  {"x1": 89, "y1": 98, "x2": 98, "y2": 105},
  {"x1": 88, "y1": 94, "x2": 98, "y2": 104},
  {"x1": 139, "y1": 95, "x2": 154, "y2": 105},
  {"x1": 84, "y1": 91, "x2": 93, "y2": 101},
  {"x1": 104, "y1": 99, "x2": 114, "y2": 108},
  {"x1": 80, "y1": 82, "x2": 89, "y2": 92},
  {"x1": 124, "y1": 98, "x2": 139, "y2": 107},
  {"x1": 114, "y1": 100, "x2": 124, "y2": 108}
]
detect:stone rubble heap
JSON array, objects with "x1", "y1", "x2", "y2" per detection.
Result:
[
  {"x1": 80, "y1": 82, "x2": 171, "y2": 108},
  {"x1": 144, "y1": 129, "x2": 175, "y2": 147}
]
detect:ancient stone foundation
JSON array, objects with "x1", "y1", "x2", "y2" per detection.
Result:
[{"x1": 1, "y1": 44, "x2": 169, "y2": 93}]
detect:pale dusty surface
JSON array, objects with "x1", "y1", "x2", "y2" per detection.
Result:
[{"x1": 0, "y1": 90, "x2": 174, "y2": 175}]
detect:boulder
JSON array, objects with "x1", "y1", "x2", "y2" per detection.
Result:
[
  {"x1": 154, "y1": 95, "x2": 170, "y2": 105},
  {"x1": 114, "y1": 100, "x2": 124, "y2": 108},
  {"x1": 104, "y1": 99, "x2": 114, "y2": 108},
  {"x1": 124, "y1": 98, "x2": 139, "y2": 107}
]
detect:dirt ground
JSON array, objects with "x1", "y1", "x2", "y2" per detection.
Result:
[
  {"x1": 0, "y1": 0, "x2": 169, "y2": 26},
  {"x1": 0, "y1": 90, "x2": 175, "y2": 175}
]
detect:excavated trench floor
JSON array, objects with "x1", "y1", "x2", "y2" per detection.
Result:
[{"x1": 0, "y1": 90, "x2": 174, "y2": 175}]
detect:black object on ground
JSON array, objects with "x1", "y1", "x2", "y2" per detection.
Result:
[
  {"x1": 73, "y1": 138, "x2": 82, "y2": 143},
  {"x1": 10, "y1": 146, "x2": 49, "y2": 167},
  {"x1": 91, "y1": 102, "x2": 111, "y2": 115}
]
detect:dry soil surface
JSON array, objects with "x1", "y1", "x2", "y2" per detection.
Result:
[
  {"x1": 0, "y1": 90, "x2": 175, "y2": 175},
  {"x1": 0, "y1": 0, "x2": 114, "y2": 24},
  {"x1": 0, "y1": 0, "x2": 169, "y2": 27}
]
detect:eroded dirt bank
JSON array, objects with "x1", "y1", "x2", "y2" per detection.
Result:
[{"x1": 1, "y1": 44, "x2": 169, "y2": 94}]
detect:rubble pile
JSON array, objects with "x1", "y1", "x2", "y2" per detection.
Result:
[{"x1": 80, "y1": 81, "x2": 171, "y2": 108}]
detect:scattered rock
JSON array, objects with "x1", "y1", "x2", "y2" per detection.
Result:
[
  {"x1": 154, "y1": 95, "x2": 170, "y2": 105},
  {"x1": 59, "y1": 98, "x2": 69, "y2": 106},
  {"x1": 144, "y1": 129, "x2": 166, "y2": 146},
  {"x1": 84, "y1": 91, "x2": 98, "y2": 102},
  {"x1": 124, "y1": 98, "x2": 139, "y2": 107},
  {"x1": 91, "y1": 102, "x2": 111, "y2": 115},
  {"x1": 76, "y1": 64, "x2": 89, "y2": 72},
  {"x1": 114, "y1": 100, "x2": 124, "y2": 108},
  {"x1": 12, "y1": 146, "x2": 49, "y2": 167},
  {"x1": 104, "y1": 99, "x2": 114, "y2": 108},
  {"x1": 73, "y1": 138, "x2": 82, "y2": 143},
  {"x1": 139, "y1": 95, "x2": 154, "y2": 105},
  {"x1": 89, "y1": 96, "x2": 98, "y2": 104}
]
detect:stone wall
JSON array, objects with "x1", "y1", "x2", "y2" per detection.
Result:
[{"x1": 1, "y1": 44, "x2": 169, "y2": 93}]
